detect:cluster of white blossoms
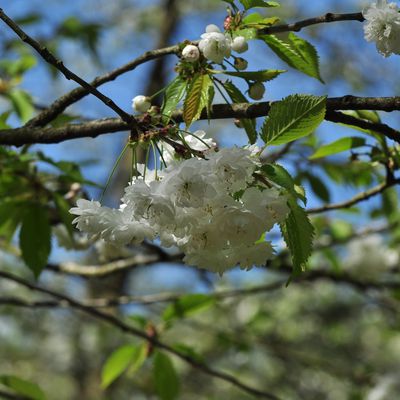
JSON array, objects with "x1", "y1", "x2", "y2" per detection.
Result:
[
  {"x1": 70, "y1": 133, "x2": 289, "y2": 274},
  {"x1": 363, "y1": 0, "x2": 400, "y2": 57},
  {"x1": 181, "y1": 24, "x2": 248, "y2": 64}
]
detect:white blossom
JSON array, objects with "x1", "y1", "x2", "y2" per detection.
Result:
[
  {"x1": 70, "y1": 135, "x2": 289, "y2": 274},
  {"x1": 181, "y1": 44, "x2": 200, "y2": 62},
  {"x1": 231, "y1": 36, "x2": 248, "y2": 53},
  {"x1": 199, "y1": 25, "x2": 231, "y2": 64},
  {"x1": 363, "y1": 0, "x2": 400, "y2": 57},
  {"x1": 132, "y1": 95, "x2": 151, "y2": 113}
]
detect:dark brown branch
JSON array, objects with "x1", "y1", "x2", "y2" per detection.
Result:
[
  {"x1": 260, "y1": 12, "x2": 365, "y2": 35},
  {"x1": 0, "y1": 270, "x2": 281, "y2": 400},
  {"x1": 325, "y1": 110, "x2": 400, "y2": 142},
  {"x1": 1, "y1": 96, "x2": 400, "y2": 146},
  {"x1": 0, "y1": 8, "x2": 134, "y2": 125}
]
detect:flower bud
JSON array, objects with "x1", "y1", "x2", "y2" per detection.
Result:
[
  {"x1": 205, "y1": 24, "x2": 221, "y2": 33},
  {"x1": 224, "y1": 15, "x2": 233, "y2": 30},
  {"x1": 132, "y1": 95, "x2": 151, "y2": 113},
  {"x1": 234, "y1": 57, "x2": 248, "y2": 70},
  {"x1": 181, "y1": 44, "x2": 200, "y2": 62},
  {"x1": 248, "y1": 82, "x2": 265, "y2": 100},
  {"x1": 231, "y1": 36, "x2": 248, "y2": 53}
]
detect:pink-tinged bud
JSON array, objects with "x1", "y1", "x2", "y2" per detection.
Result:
[
  {"x1": 224, "y1": 15, "x2": 233, "y2": 30},
  {"x1": 132, "y1": 95, "x2": 151, "y2": 113},
  {"x1": 234, "y1": 57, "x2": 248, "y2": 70},
  {"x1": 248, "y1": 82, "x2": 265, "y2": 100},
  {"x1": 231, "y1": 36, "x2": 248, "y2": 53},
  {"x1": 181, "y1": 45, "x2": 200, "y2": 62}
]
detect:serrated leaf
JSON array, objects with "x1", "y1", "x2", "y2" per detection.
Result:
[
  {"x1": 242, "y1": 13, "x2": 280, "y2": 30},
  {"x1": 231, "y1": 27, "x2": 259, "y2": 40},
  {"x1": 183, "y1": 74, "x2": 212, "y2": 127},
  {"x1": 163, "y1": 294, "x2": 215, "y2": 322},
  {"x1": 153, "y1": 352, "x2": 180, "y2": 400},
  {"x1": 101, "y1": 344, "x2": 145, "y2": 388},
  {"x1": 261, "y1": 163, "x2": 306, "y2": 204},
  {"x1": 211, "y1": 69, "x2": 285, "y2": 82},
  {"x1": 19, "y1": 203, "x2": 51, "y2": 277},
  {"x1": 223, "y1": 81, "x2": 257, "y2": 143},
  {"x1": 0, "y1": 375, "x2": 46, "y2": 400},
  {"x1": 239, "y1": 0, "x2": 279, "y2": 10},
  {"x1": 309, "y1": 137, "x2": 366, "y2": 160},
  {"x1": 262, "y1": 32, "x2": 323, "y2": 82},
  {"x1": 206, "y1": 85, "x2": 215, "y2": 120},
  {"x1": 280, "y1": 198, "x2": 314, "y2": 274},
  {"x1": 7, "y1": 89, "x2": 34, "y2": 123},
  {"x1": 261, "y1": 94, "x2": 326, "y2": 146},
  {"x1": 161, "y1": 76, "x2": 187, "y2": 123}
]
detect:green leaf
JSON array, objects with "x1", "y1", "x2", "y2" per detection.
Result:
[
  {"x1": 19, "y1": 203, "x2": 51, "y2": 277},
  {"x1": 262, "y1": 33, "x2": 324, "y2": 82},
  {"x1": 211, "y1": 69, "x2": 285, "y2": 82},
  {"x1": 7, "y1": 89, "x2": 34, "y2": 123},
  {"x1": 161, "y1": 76, "x2": 187, "y2": 123},
  {"x1": 0, "y1": 111, "x2": 12, "y2": 129},
  {"x1": 261, "y1": 94, "x2": 326, "y2": 146},
  {"x1": 153, "y1": 352, "x2": 180, "y2": 400},
  {"x1": 242, "y1": 13, "x2": 280, "y2": 30},
  {"x1": 53, "y1": 193, "x2": 74, "y2": 238},
  {"x1": 309, "y1": 137, "x2": 366, "y2": 160},
  {"x1": 304, "y1": 173, "x2": 331, "y2": 203},
  {"x1": 0, "y1": 375, "x2": 46, "y2": 400},
  {"x1": 0, "y1": 200, "x2": 23, "y2": 243},
  {"x1": 261, "y1": 163, "x2": 306, "y2": 204},
  {"x1": 239, "y1": 0, "x2": 279, "y2": 10},
  {"x1": 183, "y1": 74, "x2": 212, "y2": 127},
  {"x1": 101, "y1": 344, "x2": 146, "y2": 388},
  {"x1": 280, "y1": 198, "x2": 314, "y2": 274},
  {"x1": 163, "y1": 294, "x2": 215, "y2": 322},
  {"x1": 0, "y1": 55, "x2": 37, "y2": 77},
  {"x1": 223, "y1": 81, "x2": 257, "y2": 144}
]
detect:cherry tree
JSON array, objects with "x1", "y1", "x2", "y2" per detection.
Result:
[{"x1": 1, "y1": 1, "x2": 400, "y2": 399}]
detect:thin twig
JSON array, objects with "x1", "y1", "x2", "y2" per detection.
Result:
[
  {"x1": 307, "y1": 178, "x2": 400, "y2": 214},
  {"x1": 0, "y1": 270, "x2": 281, "y2": 400},
  {"x1": 260, "y1": 12, "x2": 365, "y2": 35},
  {"x1": 0, "y1": 8, "x2": 134, "y2": 125}
]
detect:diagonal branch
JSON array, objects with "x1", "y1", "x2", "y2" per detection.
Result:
[
  {"x1": 307, "y1": 178, "x2": 400, "y2": 214},
  {"x1": 0, "y1": 270, "x2": 281, "y2": 400},
  {"x1": 0, "y1": 8, "x2": 134, "y2": 125}
]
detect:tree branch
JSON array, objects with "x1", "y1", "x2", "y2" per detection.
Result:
[
  {"x1": 260, "y1": 12, "x2": 365, "y2": 35},
  {"x1": 1, "y1": 97, "x2": 400, "y2": 146},
  {"x1": 307, "y1": 178, "x2": 400, "y2": 214},
  {"x1": 0, "y1": 8, "x2": 134, "y2": 125},
  {"x1": 0, "y1": 270, "x2": 281, "y2": 400}
]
